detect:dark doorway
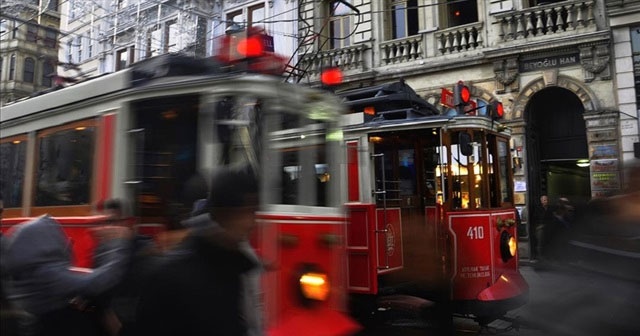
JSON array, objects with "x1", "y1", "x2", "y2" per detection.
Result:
[{"x1": 525, "y1": 86, "x2": 590, "y2": 210}]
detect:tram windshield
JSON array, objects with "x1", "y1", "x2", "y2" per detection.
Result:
[{"x1": 371, "y1": 127, "x2": 512, "y2": 211}]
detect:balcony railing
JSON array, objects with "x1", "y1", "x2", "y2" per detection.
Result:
[
  {"x1": 298, "y1": 43, "x2": 370, "y2": 79},
  {"x1": 379, "y1": 35, "x2": 423, "y2": 66},
  {"x1": 435, "y1": 22, "x2": 484, "y2": 55},
  {"x1": 495, "y1": 0, "x2": 595, "y2": 42}
]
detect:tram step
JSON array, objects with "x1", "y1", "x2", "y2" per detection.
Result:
[{"x1": 376, "y1": 294, "x2": 435, "y2": 315}]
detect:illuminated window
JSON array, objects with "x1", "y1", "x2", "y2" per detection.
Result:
[
  {"x1": 329, "y1": 0, "x2": 352, "y2": 49},
  {"x1": 390, "y1": 0, "x2": 418, "y2": 40},
  {"x1": 443, "y1": 0, "x2": 477, "y2": 28}
]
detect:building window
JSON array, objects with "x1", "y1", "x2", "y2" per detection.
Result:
[
  {"x1": 44, "y1": 28, "x2": 57, "y2": 48},
  {"x1": 78, "y1": 36, "x2": 83, "y2": 62},
  {"x1": 24, "y1": 57, "x2": 35, "y2": 83},
  {"x1": 166, "y1": 20, "x2": 178, "y2": 52},
  {"x1": 390, "y1": 0, "x2": 418, "y2": 40},
  {"x1": 226, "y1": 3, "x2": 265, "y2": 30},
  {"x1": 147, "y1": 27, "x2": 162, "y2": 57},
  {"x1": 48, "y1": 0, "x2": 59, "y2": 11},
  {"x1": 27, "y1": 22, "x2": 38, "y2": 42},
  {"x1": 42, "y1": 60, "x2": 55, "y2": 87},
  {"x1": 248, "y1": 4, "x2": 265, "y2": 26},
  {"x1": 0, "y1": 19, "x2": 11, "y2": 41},
  {"x1": 116, "y1": 48, "x2": 128, "y2": 70},
  {"x1": 9, "y1": 54, "x2": 16, "y2": 80},
  {"x1": 329, "y1": 0, "x2": 352, "y2": 49},
  {"x1": 443, "y1": 0, "x2": 477, "y2": 28},
  {"x1": 226, "y1": 9, "x2": 243, "y2": 30},
  {"x1": 0, "y1": 57, "x2": 2, "y2": 80},
  {"x1": 67, "y1": 39, "x2": 74, "y2": 63},
  {"x1": 632, "y1": 27, "x2": 640, "y2": 113}
]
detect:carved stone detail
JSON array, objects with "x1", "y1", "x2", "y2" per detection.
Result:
[
  {"x1": 493, "y1": 57, "x2": 520, "y2": 94},
  {"x1": 579, "y1": 43, "x2": 611, "y2": 82}
]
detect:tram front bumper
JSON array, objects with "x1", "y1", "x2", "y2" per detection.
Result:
[
  {"x1": 267, "y1": 307, "x2": 362, "y2": 336},
  {"x1": 477, "y1": 270, "x2": 529, "y2": 302}
]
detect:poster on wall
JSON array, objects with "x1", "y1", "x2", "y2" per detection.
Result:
[
  {"x1": 591, "y1": 171, "x2": 620, "y2": 191},
  {"x1": 590, "y1": 144, "x2": 618, "y2": 160},
  {"x1": 591, "y1": 159, "x2": 618, "y2": 172}
]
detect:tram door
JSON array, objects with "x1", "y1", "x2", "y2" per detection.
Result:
[
  {"x1": 371, "y1": 131, "x2": 440, "y2": 286},
  {"x1": 130, "y1": 95, "x2": 200, "y2": 228}
]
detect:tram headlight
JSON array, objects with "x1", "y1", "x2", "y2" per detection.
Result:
[
  {"x1": 296, "y1": 264, "x2": 330, "y2": 306},
  {"x1": 500, "y1": 231, "x2": 517, "y2": 262}
]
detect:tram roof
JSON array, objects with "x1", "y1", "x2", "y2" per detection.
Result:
[
  {"x1": 1, "y1": 54, "x2": 342, "y2": 125},
  {"x1": 337, "y1": 79, "x2": 440, "y2": 117}
]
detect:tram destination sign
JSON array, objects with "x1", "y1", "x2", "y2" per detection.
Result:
[{"x1": 519, "y1": 53, "x2": 580, "y2": 72}]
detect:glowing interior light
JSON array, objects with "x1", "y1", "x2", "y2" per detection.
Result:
[{"x1": 299, "y1": 272, "x2": 330, "y2": 301}]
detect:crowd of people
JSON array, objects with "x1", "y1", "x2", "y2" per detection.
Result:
[{"x1": 0, "y1": 165, "x2": 264, "y2": 336}]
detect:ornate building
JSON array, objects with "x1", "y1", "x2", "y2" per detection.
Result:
[
  {"x1": 295, "y1": 0, "x2": 639, "y2": 259},
  {"x1": 0, "y1": 0, "x2": 61, "y2": 106}
]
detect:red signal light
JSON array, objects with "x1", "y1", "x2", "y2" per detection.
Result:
[
  {"x1": 489, "y1": 101, "x2": 504, "y2": 120},
  {"x1": 321, "y1": 67, "x2": 343, "y2": 86},
  {"x1": 237, "y1": 35, "x2": 264, "y2": 58},
  {"x1": 453, "y1": 81, "x2": 470, "y2": 106}
]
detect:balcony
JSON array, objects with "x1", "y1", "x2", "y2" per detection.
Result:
[
  {"x1": 298, "y1": 0, "x2": 603, "y2": 84},
  {"x1": 298, "y1": 43, "x2": 371, "y2": 81},
  {"x1": 494, "y1": 0, "x2": 596, "y2": 44}
]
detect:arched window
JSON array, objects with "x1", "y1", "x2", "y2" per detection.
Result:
[
  {"x1": 24, "y1": 57, "x2": 35, "y2": 83},
  {"x1": 9, "y1": 54, "x2": 15, "y2": 80},
  {"x1": 42, "y1": 61, "x2": 55, "y2": 87}
]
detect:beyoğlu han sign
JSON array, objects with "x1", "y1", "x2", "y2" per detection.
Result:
[{"x1": 519, "y1": 53, "x2": 580, "y2": 72}]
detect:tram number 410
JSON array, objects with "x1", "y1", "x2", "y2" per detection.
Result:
[{"x1": 467, "y1": 226, "x2": 485, "y2": 240}]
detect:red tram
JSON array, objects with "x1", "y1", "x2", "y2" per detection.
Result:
[
  {"x1": 337, "y1": 80, "x2": 528, "y2": 324},
  {"x1": 0, "y1": 29, "x2": 527, "y2": 333}
]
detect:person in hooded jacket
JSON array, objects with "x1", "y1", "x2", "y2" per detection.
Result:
[
  {"x1": 136, "y1": 165, "x2": 261, "y2": 336},
  {"x1": 0, "y1": 215, "x2": 131, "y2": 336}
]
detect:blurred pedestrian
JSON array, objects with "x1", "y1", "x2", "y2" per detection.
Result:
[
  {"x1": 93, "y1": 199, "x2": 160, "y2": 336},
  {"x1": 1, "y1": 215, "x2": 131, "y2": 336},
  {"x1": 533, "y1": 195, "x2": 554, "y2": 261},
  {"x1": 136, "y1": 165, "x2": 262, "y2": 336}
]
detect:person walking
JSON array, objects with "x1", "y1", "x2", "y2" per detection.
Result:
[
  {"x1": 533, "y1": 195, "x2": 554, "y2": 261},
  {"x1": 0, "y1": 215, "x2": 131, "y2": 336},
  {"x1": 136, "y1": 165, "x2": 262, "y2": 336}
]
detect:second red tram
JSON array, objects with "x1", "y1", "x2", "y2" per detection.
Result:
[{"x1": 337, "y1": 80, "x2": 529, "y2": 324}]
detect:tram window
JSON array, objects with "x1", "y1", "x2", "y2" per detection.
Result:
[
  {"x1": 35, "y1": 122, "x2": 95, "y2": 206},
  {"x1": 450, "y1": 132, "x2": 473, "y2": 209},
  {"x1": 279, "y1": 146, "x2": 330, "y2": 206},
  {"x1": 497, "y1": 139, "x2": 512, "y2": 205},
  {"x1": 0, "y1": 137, "x2": 27, "y2": 208},
  {"x1": 486, "y1": 135, "x2": 512, "y2": 207}
]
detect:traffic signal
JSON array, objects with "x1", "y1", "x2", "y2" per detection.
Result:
[
  {"x1": 453, "y1": 81, "x2": 470, "y2": 106},
  {"x1": 487, "y1": 100, "x2": 504, "y2": 120}
]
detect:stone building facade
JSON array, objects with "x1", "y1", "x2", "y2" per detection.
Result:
[
  {"x1": 0, "y1": 0, "x2": 61, "y2": 106},
  {"x1": 295, "y1": 0, "x2": 639, "y2": 259}
]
